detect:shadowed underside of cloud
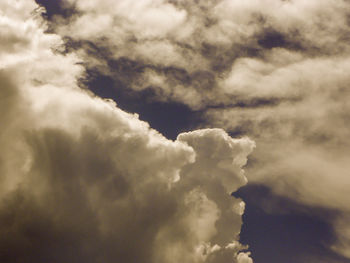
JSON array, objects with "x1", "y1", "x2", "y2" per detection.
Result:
[
  {"x1": 0, "y1": 1, "x2": 255, "y2": 263},
  {"x1": 36, "y1": 0, "x2": 350, "y2": 260}
]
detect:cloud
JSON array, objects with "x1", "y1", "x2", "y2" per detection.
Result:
[
  {"x1": 47, "y1": 0, "x2": 350, "y2": 108},
  {"x1": 332, "y1": 214, "x2": 350, "y2": 259},
  {"x1": 0, "y1": 1, "x2": 254, "y2": 263},
  {"x1": 204, "y1": 52, "x2": 350, "y2": 212},
  {"x1": 204, "y1": 53, "x2": 350, "y2": 258},
  {"x1": 41, "y1": 0, "x2": 350, "y2": 259}
]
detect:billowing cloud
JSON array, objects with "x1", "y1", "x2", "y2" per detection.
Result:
[
  {"x1": 41, "y1": 0, "x2": 350, "y2": 259},
  {"x1": 0, "y1": 1, "x2": 254, "y2": 263}
]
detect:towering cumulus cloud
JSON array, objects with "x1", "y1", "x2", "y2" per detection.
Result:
[
  {"x1": 46, "y1": 0, "x2": 350, "y2": 259},
  {"x1": 0, "y1": 1, "x2": 254, "y2": 262}
]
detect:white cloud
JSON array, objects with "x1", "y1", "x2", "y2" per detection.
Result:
[
  {"x1": 0, "y1": 1, "x2": 254, "y2": 262},
  {"x1": 237, "y1": 252, "x2": 253, "y2": 263},
  {"x1": 28, "y1": 0, "x2": 350, "y2": 259},
  {"x1": 48, "y1": 0, "x2": 350, "y2": 258},
  {"x1": 39, "y1": 0, "x2": 350, "y2": 262}
]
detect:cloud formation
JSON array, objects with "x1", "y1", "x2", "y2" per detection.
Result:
[
  {"x1": 51, "y1": 0, "x2": 350, "y2": 107},
  {"x1": 43, "y1": 0, "x2": 350, "y2": 259},
  {"x1": 0, "y1": 1, "x2": 254, "y2": 262}
]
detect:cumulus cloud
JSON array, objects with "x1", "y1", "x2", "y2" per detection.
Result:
[
  {"x1": 41, "y1": 0, "x2": 350, "y2": 259},
  {"x1": 0, "y1": 1, "x2": 254, "y2": 263}
]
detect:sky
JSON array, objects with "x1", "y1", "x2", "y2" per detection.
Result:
[{"x1": 1, "y1": 0, "x2": 350, "y2": 262}]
